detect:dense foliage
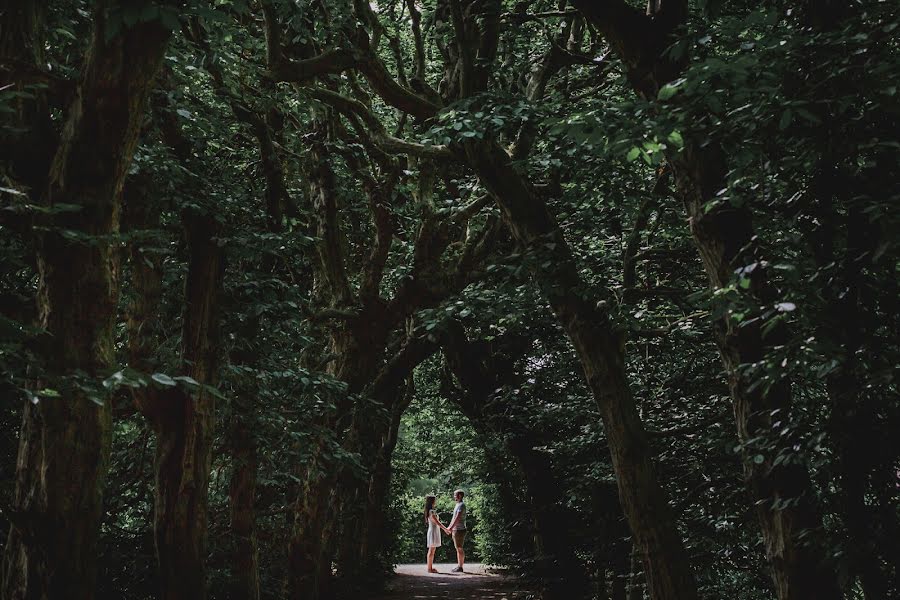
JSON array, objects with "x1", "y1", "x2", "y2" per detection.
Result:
[{"x1": 1, "y1": 1, "x2": 897, "y2": 600}]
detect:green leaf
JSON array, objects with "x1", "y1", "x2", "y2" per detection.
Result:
[
  {"x1": 55, "y1": 27, "x2": 77, "y2": 41},
  {"x1": 778, "y1": 109, "x2": 793, "y2": 130},
  {"x1": 657, "y1": 85, "x2": 678, "y2": 101},
  {"x1": 796, "y1": 108, "x2": 821, "y2": 124},
  {"x1": 761, "y1": 314, "x2": 785, "y2": 337},
  {"x1": 657, "y1": 79, "x2": 686, "y2": 101},
  {"x1": 201, "y1": 384, "x2": 226, "y2": 400},
  {"x1": 626, "y1": 147, "x2": 641, "y2": 162},
  {"x1": 151, "y1": 373, "x2": 177, "y2": 387},
  {"x1": 667, "y1": 130, "x2": 684, "y2": 148},
  {"x1": 174, "y1": 375, "x2": 201, "y2": 387},
  {"x1": 103, "y1": 369, "x2": 146, "y2": 389}
]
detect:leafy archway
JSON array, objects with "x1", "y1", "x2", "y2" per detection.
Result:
[{"x1": 1, "y1": 2, "x2": 897, "y2": 600}]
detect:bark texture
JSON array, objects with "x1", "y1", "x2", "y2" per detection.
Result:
[
  {"x1": 280, "y1": 113, "x2": 492, "y2": 598},
  {"x1": 226, "y1": 384, "x2": 261, "y2": 600},
  {"x1": 149, "y1": 210, "x2": 224, "y2": 600},
  {"x1": 192, "y1": 23, "x2": 294, "y2": 597},
  {"x1": 337, "y1": 333, "x2": 438, "y2": 584},
  {"x1": 463, "y1": 139, "x2": 698, "y2": 600},
  {"x1": 570, "y1": 2, "x2": 843, "y2": 597},
  {"x1": 674, "y1": 146, "x2": 841, "y2": 600},
  {"x1": 124, "y1": 88, "x2": 227, "y2": 600},
  {"x1": 1, "y1": 5, "x2": 171, "y2": 599}
]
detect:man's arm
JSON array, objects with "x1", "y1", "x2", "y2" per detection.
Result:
[{"x1": 446, "y1": 507, "x2": 460, "y2": 531}]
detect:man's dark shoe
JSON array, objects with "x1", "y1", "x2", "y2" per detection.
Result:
[{"x1": 451, "y1": 567, "x2": 464, "y2": 573}]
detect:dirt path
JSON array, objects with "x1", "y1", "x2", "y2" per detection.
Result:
[{"x1": 370, "y1": 563, "x2": 535, "y2": 600}]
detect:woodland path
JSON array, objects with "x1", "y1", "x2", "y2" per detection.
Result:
[{"x1": 370, "y1": 564, "x2": 535, "y2": 599}]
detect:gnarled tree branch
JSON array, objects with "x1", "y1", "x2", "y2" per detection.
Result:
[{"x1": 306, "y1": 87, "x2": 452, "y2": 160}]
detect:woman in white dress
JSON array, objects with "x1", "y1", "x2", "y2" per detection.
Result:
[{"x1": 424, "y1": 494, "x2": 444, "y2": 573}]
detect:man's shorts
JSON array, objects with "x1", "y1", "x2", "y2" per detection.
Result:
[{"x1": 452, "y1": 529, "x2": 467, "y2": 548}]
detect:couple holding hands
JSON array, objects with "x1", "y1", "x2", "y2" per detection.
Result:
[{"x1": 424, "y1": 489, "x2": 467, "y2": 574}]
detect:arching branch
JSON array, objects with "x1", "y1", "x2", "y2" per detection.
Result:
[
  {"x1": 305, "y1": 87, "x2": 453, "y2": 160},
  {"x1": 263, "y1": 14, "x2": 441, "y2": 120}
]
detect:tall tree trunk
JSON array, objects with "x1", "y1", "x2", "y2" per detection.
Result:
[
  {"x1": 672, "y1": 146, "x2": 842, "y2": 600},
  {"x1": 284, "y1": 373, "x2": 348, "y2": 599},
  {"x1": 354, "y1": 333, "x2": 442, "y2": 572},
  {"x1": 568, "y1": 4, "x2": 843, "y2": 597},
  {"x1": 285, "y1": 335, "x2": 357, "y2": 599},
  {"x1": 286, "y1": 343, "x2": 385, "y2": 599},
  {"x1": 285, "y1": 121, "x2": 388, "y2": 599},
  {"x1": 151, "y1": 209, "x2": 224, "y2": 600},
  {"x1": 359, "y1": 441, "x2": 399, "y2": 565},
  {"x1": 126, "y1": 90, "x2": 229, "y2": 599},
  {"x1": 340, "y1": 382, "x2": 410, "y2": 581},
  {"x1": 224, "y1": 105, "x2": 289, "y2": 600},
  {"x1": 1, "y1": 6, "x2": 171, "y2": 599},
  {"x1": 228, "y1": 390, "x2": 260, "y2": 600},
  {"x1": 285, "y1": 459, "x2": 338, "y2": 600},
  {"x1": 225, "y1": 314, "x2": 265, "y2": 600},
  {"x1": 334, "y1": 333, "x2": 437, "y2": 588},
  {"x1": 333, "y1": 428, "x2": 384, "y2": 587},
  {"x1": 464, "y1": 139, "x2": 698, "y2": 600},
  {"x1": 225, "y1": 108, "x2": 289, "y2": 600}
]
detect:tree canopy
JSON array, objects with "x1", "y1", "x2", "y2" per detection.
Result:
[{"x1": 0, "y1": 1, "x2": 898, "y2": 600}]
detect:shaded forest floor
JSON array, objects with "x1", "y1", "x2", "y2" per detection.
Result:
[{"x1": 370, "y1": 564, "x2": 535, "y2": 599}]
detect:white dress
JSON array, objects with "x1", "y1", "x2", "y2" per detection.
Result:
[{"x1": 426, "y1": 509, "x2": 441, "y2": 548}]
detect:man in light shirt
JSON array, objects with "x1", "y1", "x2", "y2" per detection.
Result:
[{"x1": 443, "y1": 489, "x2": 467, "y2": 573}]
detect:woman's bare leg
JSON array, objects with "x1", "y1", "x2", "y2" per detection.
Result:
[{"x1": 427, "y1": 547, "x2": 435, "y2": 572}]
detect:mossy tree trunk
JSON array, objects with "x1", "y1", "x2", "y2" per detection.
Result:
[
  {"x1": 149, "y1": 210, "x2": 224, "y2": 600},
  {"x1": 463, "y1": 139, "x2": 699, "y2": 600},
  {"x1": 1, "y1": 4, "x2": 172, "y2": 598},
  {"x1": 569, "y1": 3, "x2": 843, "y2": 597}
]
